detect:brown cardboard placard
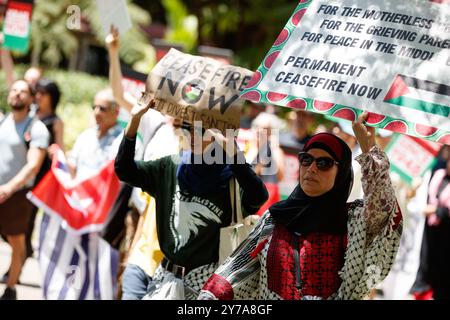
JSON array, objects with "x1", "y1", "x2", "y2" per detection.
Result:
[{"x1": 140, "y1": 49, "x2": 253, "y2": 133}]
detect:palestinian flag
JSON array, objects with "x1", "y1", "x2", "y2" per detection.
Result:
[
  {"x1": 384, "y1": 74, "x2": 450, "y2": 117},
  {"x1": 181, "y1": 80, "x2": 205, "y2": 104}
]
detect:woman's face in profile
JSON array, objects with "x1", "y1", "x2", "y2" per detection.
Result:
[
  {"x1": 299, "y1": 148, "x2": 338, "y2": 197},
  {"x1": 36, "y1": 90, "x2": 52, "y2": 112}
]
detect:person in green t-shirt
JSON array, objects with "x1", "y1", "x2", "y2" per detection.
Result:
[{"x1": 115, "y1": 97, "x2": 269, "y2": 299}]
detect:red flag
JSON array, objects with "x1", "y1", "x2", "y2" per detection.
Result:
[{"x1": 28, "y1": 147, "x2": 120, "y2": 234}]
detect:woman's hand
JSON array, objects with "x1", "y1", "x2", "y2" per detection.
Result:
[{"x1": 352, "y1": 111, "x2": 376, "y2": 153}]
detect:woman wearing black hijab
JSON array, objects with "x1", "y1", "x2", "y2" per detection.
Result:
[{"x1": 199, "y1": 112, "x2": 403, "y2": 300}]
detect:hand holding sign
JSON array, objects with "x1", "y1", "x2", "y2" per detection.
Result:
[
  {"x1": 352, "y1": 111, "x2": 376, "y2": 153},
  {"x1": 125, "y1": 94, "x2": 154, "y2": 139},
  {"x1": 105, "y1": 25, "x2": 119, "y2": 53},
  {"x1": 131, "y1": 93, "x2": 154, "y2": 118}
]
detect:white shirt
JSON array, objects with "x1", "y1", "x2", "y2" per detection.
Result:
[{"x1": 68, "y1": 123, "x2": 123, "y2": 181}]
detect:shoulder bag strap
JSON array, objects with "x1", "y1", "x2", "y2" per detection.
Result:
[
  {"x1": 229, "y1": 178, "x2": 237, "y2": 225},
  {"x1": 235, "y1": 179, "x2": 244, "y2": 224}
]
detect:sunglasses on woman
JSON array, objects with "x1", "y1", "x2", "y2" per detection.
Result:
[{"x1": 298, "y1": 152, "x2": 339, "y2": 171}]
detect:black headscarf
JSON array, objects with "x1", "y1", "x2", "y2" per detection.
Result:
[{"x1": 269, "y1": 132, "x2": 353, "y2": 235}]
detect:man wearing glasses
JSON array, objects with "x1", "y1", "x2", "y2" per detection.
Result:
[{"x1": 67, "y1": 89, "x2": 123, "y2": 181}]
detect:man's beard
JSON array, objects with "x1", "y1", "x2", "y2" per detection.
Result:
[{"x1": 11, "y1": 103, "x2": 28, "y2": 111}]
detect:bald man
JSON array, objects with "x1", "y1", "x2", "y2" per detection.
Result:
[{"x1": 67, "y1": 88, "x2": 123, "y2": 181}]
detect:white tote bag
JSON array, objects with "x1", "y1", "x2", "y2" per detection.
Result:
[
  {"x1": 219, "y1": 179, "x2": 258, "y2": 264},
  {"x1": 142, "y1": 271, "x2": 185, "y2": 300}
]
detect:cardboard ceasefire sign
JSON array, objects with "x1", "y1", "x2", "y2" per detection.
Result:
[
  {"x1": 385, "y1": 134, "x2": 441, "y2": 185},
  {"x1": 240, "y1": 0, "x2": 450, "y2": 145},
  {"x1": 2, "y1": 0, "x2": 33, "y2": 53},
  {"x1": 141, "y1": 48, "x2": 253, "y2": 132}
]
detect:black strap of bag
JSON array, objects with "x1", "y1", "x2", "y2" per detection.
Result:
[
  {"x1": 232, "y1": 178, "x2": 237, "y2": 224},
  {"x1": 22, "y1": 116, "x2": 35, "y2": 150}
]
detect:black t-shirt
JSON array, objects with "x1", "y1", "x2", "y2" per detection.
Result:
[{"x1": 115, "y1": 136, "x2": 269, "y2": 269}]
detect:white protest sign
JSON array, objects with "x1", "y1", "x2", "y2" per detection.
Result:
[
  {"x1": 96, "y1": 0, "x2": 132, "y2": 37},
  {"x1": 140, "y1": 49, "x2": 253, "y2": 133},
  {"x1": 241, "y1": 0, "x2": 450, "y2": 145}
]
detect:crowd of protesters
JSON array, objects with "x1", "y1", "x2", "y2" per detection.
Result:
[{"x1": 0, "y1": 27, "x2": 449, "y2": 301}]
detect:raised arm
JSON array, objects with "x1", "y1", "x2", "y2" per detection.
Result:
[
  {"x1": 106, "y1": 25, "x2": 135, "y2": 112},
  {"x1": 0, "y1": 45, "x2": 15, "y2": 90},
  {"x1": 352, "y1": 112, "x2": 401, "y2": 244},
  {"x1": 114, "y1": 97, "x2": 161, "y2": 194}
]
